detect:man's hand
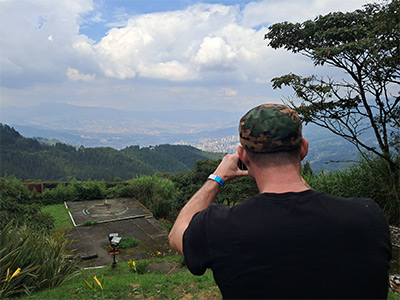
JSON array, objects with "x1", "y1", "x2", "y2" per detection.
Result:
[
  {"x1": 169, "y1": 149, "x2": 248, "y2": 254},
  {"x1": 214, "y1": 151, "x2": 249, "y2": 182}
]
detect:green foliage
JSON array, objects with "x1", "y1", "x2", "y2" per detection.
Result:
[
  {"x1": 128, "y1": 259, "x2": 148, "y2": 274},
  {"x1": 119, "y1": 237, "x2": 139, "y2": 249},
  {"x1": 170, "y1": 159, "x2": 258, "y2": 209},
  {"x1": 41, "y1": 183, "x2": 76, "y2": 204},
  {"x1": 216, "y1": 176, "x2": 259, "y2": 206},
  {"x1": 83, "y1": 275, "x2": 104, "y2": 298},
  {"x1": 82, "y1": 220, "x2": 99, "y2": 226},
  {"x1": 0, "y1": 173, "x2": 30, "y2": 203},
  {"x1": 70, "y1": 178, "x2": 106, "y2": 201},
  {"x1": 266, "y1": 0, "x2": 399, "y2": 178},
  {"x1": 105, "y1": 183, "x2": 130, "y2": 199},
  {"x1": 0, "y1": 222, "x2": 79, "y2": 298},
  {"x1": 302, "y1": 161, "x2": 313, "y2": 177},
  {"x1": 0, "y1": 175, "x2": 54, "y2": 231},
  {"x1": 41, "y1": 179, "x2": 107, "y2": 203},
  {"x1": 125, "y1": 175, "x2": 178, "y2": 220},
  {"x1": 17, "y1": 257, "x2": 219, "y2": 300}
]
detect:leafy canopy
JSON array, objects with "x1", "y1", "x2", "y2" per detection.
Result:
[{"x1": 265, "y1": 0, "x2": 399, "y2": 176}]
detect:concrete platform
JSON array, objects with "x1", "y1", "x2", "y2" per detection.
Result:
[{"x1": 64, "y1": 198, "x2": 174, "y2": 268}]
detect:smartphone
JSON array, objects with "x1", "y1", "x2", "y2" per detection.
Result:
[{"x1": 238, "y1": 159, "x2": 247, "y2": 170}]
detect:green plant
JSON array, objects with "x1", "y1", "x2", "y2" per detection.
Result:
[
  {"x1": 82, "y1": 220, "x2": 98, "y2": 226},
  {"x1": 0, "y1": 175, "x2": 54, "y2": 231},
  {"x1": 105, "y1": 183, "x2": 129, "y2": 198},
  {"x1": 84, "y1": 275, "x2": 104, "y2": 298},
  {"x1": 128, "y1": 259, "x2": 148, "y2": 274},
  {"x1": 0, "y1": 222, "x2": 79, "y2": 297},
  {"x1": 41, "y1": 183, "x2": 76, "y2": 204},
  {"x1": 0, "y1": 267, "x2": 37, "y2": 298},
  {"x1": 71, "y1": 178, "x2": 106, "y2": 201},
  {"x1": 125, "y1": 175, "x2": 178, "y2": 220},
  {"x1": 119, "y1": 237, "x2": 139, "y2": 249},
  {"x1": 127, "y1": 259, "x2": 136, "y2": 272},
  {"x1": 17, "y1": 257, "x2": 218, "y2": 299},
  {"x1": 266, "y1": 0, "x2": 399, "y2": 178}
]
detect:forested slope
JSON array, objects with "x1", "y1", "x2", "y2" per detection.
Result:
[{"x1": 0, "y1": 124, "x2": 223, "y2": 181}]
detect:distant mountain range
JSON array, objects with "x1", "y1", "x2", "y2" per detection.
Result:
[
  {"x1": 1, "y1": 102, "x2": 241, "y2": 148},
  {"x1": 0, "y1": 124, "x2": 224, "y2": 181},
  {"x1": 1, "y1": 102, "x2": 373, "y2": 171}
]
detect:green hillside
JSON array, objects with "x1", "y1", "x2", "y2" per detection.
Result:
[{"x1": 0, "y1": 124, "x2": 223, "y2": 181}]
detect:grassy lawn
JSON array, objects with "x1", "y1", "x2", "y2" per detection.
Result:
[
  {"x1": 18, "y1": 256, "x2": 220, "y2": 300},
  {"x1": 16, "y1": 256, "x2": 399, "y2": 300},
  {"x1": 389, "y1": 290, "x2": 400, "y2": 300},
  {"x1": 42, "y1": 203, "x2": 73, "y2": 229}
]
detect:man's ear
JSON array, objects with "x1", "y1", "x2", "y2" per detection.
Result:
[
  {"x1": 238, "y1": 145, "x2": 250, "y2": 165},
  {"x1": 300, "y1": 138, "x2": 309, "y2": 161}
]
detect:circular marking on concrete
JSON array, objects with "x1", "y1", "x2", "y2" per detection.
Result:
[{"x1": 82, "y1": 200, "x2": 130, "y2": 217}]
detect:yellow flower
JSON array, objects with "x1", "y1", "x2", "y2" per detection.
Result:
[
  {"x1": 93, "y1": 275, "x2": 103, "y2": 290},
  {"x1": 11, "y1": 268, "x2": 21, "y2": 279},
  {"x1": 128, "y1": 259, "x2": 137, "y2": 271},
  {"x1": 4, "y1": 268, "x2": 10, "y2": 281}
]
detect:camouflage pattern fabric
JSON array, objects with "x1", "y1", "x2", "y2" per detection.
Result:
[{"x1": 239, "y1": 104, "x2": 302, "y2": 153}]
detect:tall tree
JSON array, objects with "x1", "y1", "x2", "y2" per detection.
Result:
[{"x1": 265, "y1": 0, "x2": 399, "y2": 179}]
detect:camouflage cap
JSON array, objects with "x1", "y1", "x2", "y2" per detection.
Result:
[{"x1": 239, "y1": 104, "x2": 302, "y2": 153}]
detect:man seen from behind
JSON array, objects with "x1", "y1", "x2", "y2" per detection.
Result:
[{"x1": 169, "y1": 103, "x2": 392, "y2": 299}]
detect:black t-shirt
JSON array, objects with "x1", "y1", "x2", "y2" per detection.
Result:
[{"x1": 183, "y1": 190, "x2": 392, "y2": 299}]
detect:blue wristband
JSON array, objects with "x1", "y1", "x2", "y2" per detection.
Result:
[{"x1": 208, "y1": 174, "x2": 225, "y2": 187}]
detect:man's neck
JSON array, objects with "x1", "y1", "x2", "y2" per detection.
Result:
[{"x1": 254, "y1": 165, "x2": 311, "y2": 194}]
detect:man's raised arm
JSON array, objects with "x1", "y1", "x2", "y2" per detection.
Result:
[{"x1": 168, "y1": 150, "x2": 248, "y2": 254}]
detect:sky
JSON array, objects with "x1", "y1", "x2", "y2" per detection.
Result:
[{"x1": 0, "y1": 0, "x2": 373, "y2": 113}]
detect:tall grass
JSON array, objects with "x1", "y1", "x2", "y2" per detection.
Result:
[{"x1": 0, "y1": 222, "x2": 79, "y2": 298}]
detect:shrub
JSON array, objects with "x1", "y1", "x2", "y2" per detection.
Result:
[
  {"x1": 119, "y1": 237, "x2": 139, "y2": 249},
  {"x1": 0, "y1": 174, "x2": 30, "y2": 204},
  {"x1": 106, "y1": 183, "x2": 129, "y2": 199},
  {"x1": 125, "y1": 175, "x2": 178, "y2": 220},
  {"x1": 128, "y1": 259, "x2": 148, "y2": 274},
  {"x1": 0, "y1": 222, "x2": 79, "y2": 298},
  {"x1": 70, "y1": 178, "x2": 106, "y2": 201},
  {"x1": 41, "y1": 183, "x2": 76, "y2": 205},
  {"x1": 82, "y1": 220, "x2": 98, "y2": 226},
  {"x1": 0, "y1": 175, "x2": 54, "y2": 231}
]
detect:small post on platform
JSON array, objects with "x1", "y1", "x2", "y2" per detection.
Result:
[{"x1": 108, "y1": 233, "x2": 121, "y2": 268}]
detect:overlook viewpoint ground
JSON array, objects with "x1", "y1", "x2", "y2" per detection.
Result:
[{"x1": 65, "y1": 198, "x2": 175, "y2": 268}]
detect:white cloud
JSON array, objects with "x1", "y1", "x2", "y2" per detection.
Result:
[
  {"x1": 241, "y1": 0, "x2": 371, "y2": 27},
  {"x1": 0, "y1": 0, "x2": 374, "y2": 111},
  {"x1": 0, "y1": 0, "x2": 95, "y2": 87},
  {"x1": 66, "y1": 67, "x2": 95, "y2": 82},
  {"x1": 194, "y1": 37, "x2": 237, "y2": 70},
  {"x1": 90, "y1": 0, "x2": 371, "y2": 84},
  {"x1": 220, "y1": 87, "x2": 238, "y2": 97}
]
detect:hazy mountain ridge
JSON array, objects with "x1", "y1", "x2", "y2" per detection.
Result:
[
  {"x1": 1, "y1": 103, "x2": 372, "y2": 171},
  {"x1": 0, "y1": 124, "x2": 224, "y2": 181}
]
